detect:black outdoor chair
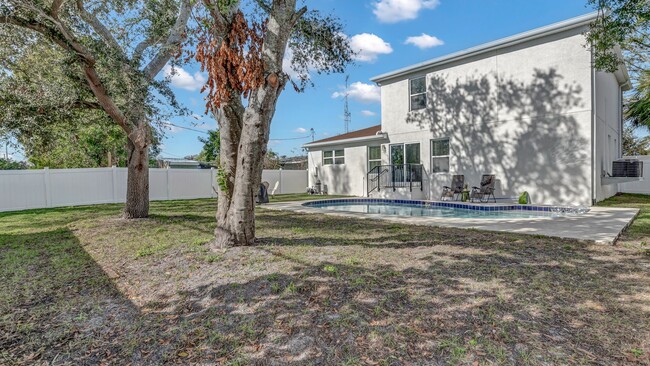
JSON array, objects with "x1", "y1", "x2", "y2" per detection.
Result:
[
  {"x1": 441, "y1": 175, "x2": 464, "y2": 201},
  {"x1": 470, "y1": 174, "x2": 496, "y2": 203}
]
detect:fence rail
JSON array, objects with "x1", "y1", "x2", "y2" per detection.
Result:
[{"x1": 0, "y1": 167, "x2": 308, "y2": 212}]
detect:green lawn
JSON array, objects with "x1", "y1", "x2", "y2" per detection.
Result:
[
  {"x1": 1, "y1": 194, "x2": 649, "y2": 365},
  {"x1": 599, "y1": 193, "x2": 650, "y2": 247}
]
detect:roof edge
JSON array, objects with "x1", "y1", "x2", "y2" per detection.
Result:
[
  {"x1": 303, "y1": 133, "x2": 388, "y2": 149},
  {"x1": 371, "y1": 12, "x2": 600, "y2": 84}
]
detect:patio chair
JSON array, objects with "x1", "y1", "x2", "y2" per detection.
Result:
[
  {"x1": 471, "y1": 174, "x2": 496, "y2": 203},
  {"x1": 440, "y1": 175, "x2": 464, "y2": 201}
]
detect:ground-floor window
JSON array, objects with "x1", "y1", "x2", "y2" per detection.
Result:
[
  {"x1": 323, "y1": 149, "x2": 345, "y2": 165},
  {"x1": 368, "y1": 146, "x2": 381, "y2": 172},
  {"x1": 431, "y1": 138, "x2": 450, "y2": 173}
]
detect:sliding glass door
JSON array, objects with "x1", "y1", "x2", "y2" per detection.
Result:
[{"x1": 390, "y1": 143, "x2": 420, "y2": 183}]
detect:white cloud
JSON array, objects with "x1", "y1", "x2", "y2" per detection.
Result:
[
  {"x1": 349, "y1": 33, "x2": 393, "y2": 62},
  {"x1": 294, "y1": 127, "x2": 308, "y2": 133},
  {"x1": 373, "y1": 0, "x2": 440, "y2": 23},
  {"x1": 332, "y1": 82, "x2": 381, "y2": 104},
  {"x1": 361, "y1": 110, "x2": 377, "y2": 117},
  {"x1": 163, "y1": 65, "x2": 206, "y2": 91},
  {"x1": 405, "y1": 33, "x2": 444, "y2": 49}
]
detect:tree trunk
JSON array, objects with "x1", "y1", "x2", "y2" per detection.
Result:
[
  {"x1": 212, "y1": 81, "x2": 285, "y2": 248},
  {"x1": 213, "y1": 99, "x2": 246, "y2": 248},
  {"x1": 123, "y1": 127, "x2": 150, "y2": 219},
  {"x1": 211, "y1": 0, "x2": 301, "y2": 248}
]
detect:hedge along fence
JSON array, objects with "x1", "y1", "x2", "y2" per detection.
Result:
[{"x1": 0, "y1": 167, "x2": 308, "y2": 212}]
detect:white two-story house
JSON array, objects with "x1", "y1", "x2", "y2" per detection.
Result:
[{"x1": 304, "y1": 13, "x2": 632, "y2": 206}]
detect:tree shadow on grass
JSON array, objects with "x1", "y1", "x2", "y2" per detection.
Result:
[
  {"x1": 0, "y1": 228, "x2": 189, "y2": 365},
  {"x1": 144, "y1": 210, "x2": 650, "y2": 364},
  {"x1": 4, "y1": 206, "x2": 649, "y2": 365}
]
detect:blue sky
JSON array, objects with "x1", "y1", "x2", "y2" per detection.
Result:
[{"x1": 156, "y1": 0, "x2": 596, "y2": 159}]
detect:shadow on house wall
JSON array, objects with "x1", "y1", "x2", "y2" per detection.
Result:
[
  {"x1": 323, "y1": 163, "x2": 354, "y2": 195},
  {"x1": 406, "y1": 68, "x2": 590, "y2": 205}
]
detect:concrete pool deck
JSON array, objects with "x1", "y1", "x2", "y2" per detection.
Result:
[{"x1": 265, "y1": 199, "x2": 639, "y2": 244}]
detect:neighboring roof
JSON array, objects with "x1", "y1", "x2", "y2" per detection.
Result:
[
  {"x1": 371, "y1": 12, "x2": 602, "y2": 84},
  {"x1": 159, "y1": 158, "x2": 200, "y2": 165},
  {"x1": 303, "y1": 125, "x2": 383, "y2": 148}
]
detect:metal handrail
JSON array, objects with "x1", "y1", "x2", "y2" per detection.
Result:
[
  {"x1": 370, "y1": 168, "x2": 389, "y2": 182},
  {"x1": 367, "y1": 164, "x2": 423, "y2": 196}
]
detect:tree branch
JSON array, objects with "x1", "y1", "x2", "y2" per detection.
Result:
[
  {"x1": 202, "y1": 0, "x2": 227, "y2": 31},
  {"x1": 1, "y1": 13, "x2": 131, "y2": 134},
  {"x1": 75, "y1": 0, "x2": 124, "y2": 55},
  {"x1": 252, "y1": 0, "x2": 272, "y2": 13},
  {"x1": 291, "y1": 6, "x2": 307, "y2": 26},
  {"x1": 133, "y1": 36, "x2": 156, "y2": 62},
  {"x1": 0, "y1": 15, "x2": 76, "y2": 58},
  {"x1": 143, "y1": 0, "x2": 192, "y2": 78},
  {"x1": 50, "y1": 0, "x2": 64, "y2": 18}
]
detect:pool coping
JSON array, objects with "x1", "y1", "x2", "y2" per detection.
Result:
[
  {"x1": 264, "y1": 198, "x2": 639, "y2": 244},
  {"x1": 301, "y1": 198, "x2": 589, "y2": 214}
]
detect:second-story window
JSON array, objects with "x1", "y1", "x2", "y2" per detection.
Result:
[{"x1": 410, "y1": 76, "x2": 426, "y2": 111}]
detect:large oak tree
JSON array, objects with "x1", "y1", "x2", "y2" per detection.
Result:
[
  {"x1": 194, "y1": 0, "x2": 352, "y2": 247},
  {"x1": 1, "y1": 0, "x2": 192, "y2": 218}
]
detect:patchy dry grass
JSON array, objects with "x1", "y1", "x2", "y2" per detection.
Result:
[
  {"x1": 600, "y1": 194, "x2": 650, "y2": 252},
  {"x1": 1, "y1": 194, "x2": 650, "y2": 365}
]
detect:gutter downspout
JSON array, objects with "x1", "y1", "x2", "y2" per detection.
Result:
[{"x1": 591, "y1": 47, "x2": 597, "y2": 206}]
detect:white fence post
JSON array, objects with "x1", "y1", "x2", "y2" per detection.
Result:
[
  {"x1": 43, "y1": 167, "x2": 52, "y2": 208},
  {"x1": 111, "y1": 165, "x2": 118, "y2": 203},
  {"x1": 210, "y1": 167, "x2": 216, "y2": 198},
  {"x1": 166, "y1": 167, "x2": 171, "y2": 200}
]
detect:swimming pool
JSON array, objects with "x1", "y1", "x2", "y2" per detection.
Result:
[{"x1": 302, "y1": 199, "x2": 589, "y2": 219}]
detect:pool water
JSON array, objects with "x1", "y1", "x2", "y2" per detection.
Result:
[{"x1": 304, "y1": 200, "x2": 587, "y2": 219}]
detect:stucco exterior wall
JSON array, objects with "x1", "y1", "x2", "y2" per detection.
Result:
[
  {"x1": 378, "y1": 28, "x2": 594, "y2": 206},
  {"x1": 594, "y1": 71, "x2": 623, "y2": 202},
  {"x1": 306, "y1": 24, "x2": 626, "y2": 206},
  {"x1": 307, "y1": 141, "x2": 385, "y2": 196}
]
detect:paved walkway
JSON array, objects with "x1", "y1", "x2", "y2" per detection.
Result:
[{"x1": 265, "y1": 200, "x2": 639, "y2": 244}]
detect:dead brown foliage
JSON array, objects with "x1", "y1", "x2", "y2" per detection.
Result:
[{"x1": 195, "y1": 11, "x2": 266, "y2": 111}]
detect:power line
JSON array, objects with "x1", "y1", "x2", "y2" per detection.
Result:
[
  {"x1": 161, "y1": 121, "x2": 313, "y2": 142},
  {"x1": 158, "y1": 150, "x2": 185, "y2": 158},
  {"x1": 161, "y1": 122, "x2": 210, "y2": 134},
  {"x1": 269, "y1": 134, "x2": 312, "y2": 141}
]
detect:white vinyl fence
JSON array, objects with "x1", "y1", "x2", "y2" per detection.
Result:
[{"x1": 0, "y1": 167, "x2": 308, "y2": 212}]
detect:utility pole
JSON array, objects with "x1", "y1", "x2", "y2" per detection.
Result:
[
  {"x1": 344, "y1": 75, "x2": 351, "y2": 134},
  {"x1": 310, "y1": 128, "x2": 315, "y2": 141}
]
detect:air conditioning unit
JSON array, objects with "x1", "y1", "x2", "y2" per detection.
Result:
[{"x1": 612, "y1": 159, "x2": 643, "y2": 178}]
